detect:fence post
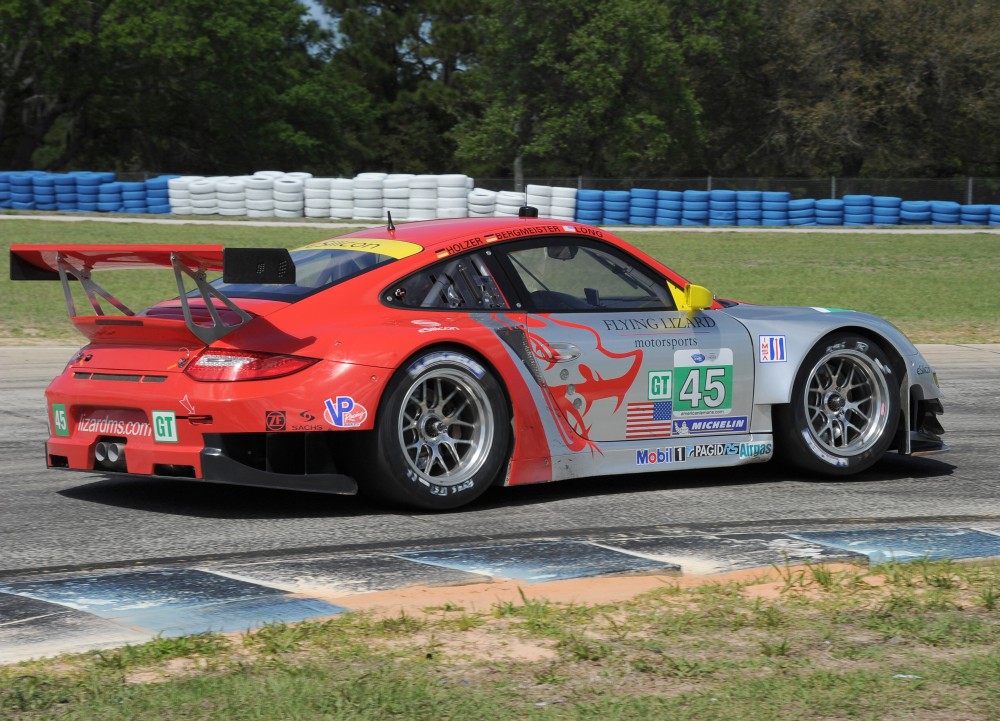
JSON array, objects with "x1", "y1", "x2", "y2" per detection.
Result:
[
  {"x1": 967, "y1": 176, "x2": 973, "y2": 205},
  {"x1": 707, "y1": 175, "x2": 712, "y2": 191},
  {"x1": 831, "y1": 176, "x2": 837, "y2": 199}
]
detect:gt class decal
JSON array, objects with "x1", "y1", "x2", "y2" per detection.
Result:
[{"x1": 324, "y1": 396, "x2": 369, "y2": 428}]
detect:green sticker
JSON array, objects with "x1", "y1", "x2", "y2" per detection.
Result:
[
  {"x1": 648, "y1": 370, "x2": 672, "y2": 400},
  {"x1": 52, "y1": 404, "x2": 70, "y2": 437},
  {"x1": 152, "y1": 410, "x2": 179, "y2": 443}
]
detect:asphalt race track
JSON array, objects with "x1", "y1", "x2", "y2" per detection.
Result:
[{"x1": 1, "y1": 344, "x2": 998, "y2": 662}]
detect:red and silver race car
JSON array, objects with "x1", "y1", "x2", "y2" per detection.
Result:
[{"x1": 10, "y1": 211, "x2": 946, "y2": 509}]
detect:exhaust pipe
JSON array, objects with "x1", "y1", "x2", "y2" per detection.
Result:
[
  {"x1": 106, "y1": 442, "x2": 122, "y2": 463},
  {"x1": 95, "y1": 441, "x2": 108, "y2": 462}
]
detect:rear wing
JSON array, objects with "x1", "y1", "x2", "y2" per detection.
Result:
[{"x1": 10, "y1": 244, "x2": 295, "y2": 344}]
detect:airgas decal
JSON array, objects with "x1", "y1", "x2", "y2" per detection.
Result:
[
  {"x1": 52, "y1": 404, "x2": 70, "y2": 437},
  {"x1": 672, "y1": 348, "x2": 733, "y2": 417},
  {"x1": 151, "y1": 410, "x2": 178, "y2": 443},
  {"x1": 324, "y1": 396, "x2": 369, "y2": 428}
]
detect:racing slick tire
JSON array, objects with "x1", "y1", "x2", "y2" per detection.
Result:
[
  {"x1": 360, "y1": 350, "x2": 510, "y2": 510},
  {"x1": 774, "y1": 333, "x2": 899, "y2": 476}
]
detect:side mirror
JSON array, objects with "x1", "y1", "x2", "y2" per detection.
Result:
[{"x1": 680, "y1": 283, "x2": 714, "y2": 311}]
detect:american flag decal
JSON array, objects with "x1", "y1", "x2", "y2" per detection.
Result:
[{"x1": 626, "y1": 401, "x2": 673, "y2": 439}]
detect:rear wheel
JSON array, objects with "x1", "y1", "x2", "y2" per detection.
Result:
[
  {"x1": 775, "y1": 333, "x2": 899, "y2": 475},
  {"x1": 360, "y1": 350, "x2": 509, "y2": 510}
]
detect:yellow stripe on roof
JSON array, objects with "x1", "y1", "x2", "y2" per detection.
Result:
[{"x1": 295, "y1": 238, "x2": 423, "y2": 258}]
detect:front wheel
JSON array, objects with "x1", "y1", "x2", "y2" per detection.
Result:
[
  {"x1": 774, "y1": 333, "x2": 899, "y2": 475},
  {"x1": 359, "y1": 350, "x2": 510, "y2": 510}
]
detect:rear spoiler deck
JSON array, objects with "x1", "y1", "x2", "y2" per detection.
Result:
[{"x1": 10, "y1": 244, "x2": 295, "y2": 344}]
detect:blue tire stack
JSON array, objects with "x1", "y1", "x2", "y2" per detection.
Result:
[
  {"x1": 97, "y1": 180, "x2": 124, "y2": 213},
  {"x1": 575, "y1": 189, "x2": 603, "y2": 224},
  {"x1": 9, "y1": 172, "x2": 40, "y2": 209},
  {"x1": 602, "y1": 190, "x2": 630, "y2": 225},
  {"x1": 815, "y1": 198, "x2": 844, "y2": 225},
  {"x1": 842, "y1": 194, "x2": 873, "y2": 226},
  {"x1": 872, "y1": 196, "x2": 902, "y2": 225},
  {"x1": 930, "y1": 200, "x2": 960, "y2": 225},
  {"x1": 629, "y1": 188, "x2": 657, "y2": 225},
  {"x1": 120, "y1": 181, "x2": 148, "y2": 213},
  {"x1": 54, "y1": 174, "x2": 79, "y2": 211},
  {"x1": 736, "y1": 190, "x2": 762, "y2": 226},
  {"x1": 708, "y1": 189, "x2": 737, "y2": 226},
  {"x1": 788, "y1": 198, "x2": 816, "y2": 226},
  {"x1": 33, "y1": 173, "x2": 58, "y2": 211},
  {"x1": 682, "y1": 189, "x2": 709, "y2": 226},
  {"x1": 0, "y1": 172, "x2": 10, "y2": 208},
  {"x1": 990, "y1": 205, "x2": 1000, "y2": 226},
  {"x1": 146, "y1": 175, "x2": 175, "y2": 213},
  {"x1": 76, "y1": 172, "x2": 111, "y2": 211},
  {"x1": 761, "y1": 191, "x2": 790, "y2": 226},
  {"x1": 899, "y1": 200, "x2": 931, "y2": 224},
  {"x1": 959, "y1": 204, "x2": 990, "y2": 225},
  {"x1": 655, "y1": 190, "x2": 682, "y2": 225}
]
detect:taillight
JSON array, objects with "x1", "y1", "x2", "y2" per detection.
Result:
[{"x1": 184, "y1": 349, "x2": 319, "y2": 381}]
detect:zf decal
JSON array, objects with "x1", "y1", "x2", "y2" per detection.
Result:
[
  {"x1": 151, "y1": 410, "x2": 178, "y2": 443},
  {"x1": 265, "y1": 411, "x2": 287, "y2": 431},
  {"x1": 672, "y1": 348, "x2": 733, "y2": 417},
  {"x1": 324, "y1": 396, "x2": 369, "y2": 428}
]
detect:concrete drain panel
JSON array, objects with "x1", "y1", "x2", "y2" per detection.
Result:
[
  {"x1": 205, "y1": 553, "x2": 486, "y2": 596},
  {"x1": 395, "y1": 540, "x2": 680, "y2": 582},
  {"x1": 788, "y1": 527, "x2": 1000, "y2": 563},
  {"x1": 598, "y1": 532, "x2": 866, "y2": 575},
  {"x1": 0, "y1": 568, "x2": 346, "y2": 639},
  {"x1": 0, "y1": 591, "x2": 152, "y2": 663}
]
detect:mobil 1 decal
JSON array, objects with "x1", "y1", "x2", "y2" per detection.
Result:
[{"x1": 671, "y1": 348, "x2": 733, "y2": 418}]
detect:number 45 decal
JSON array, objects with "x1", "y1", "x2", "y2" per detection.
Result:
[{"x1": 672, "y1": 349, "x2": 734, "y2": 415}]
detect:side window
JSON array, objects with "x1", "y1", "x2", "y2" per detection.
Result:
[
  {"x1": 505, "y1": 241, "x2": 673, "y2": 311},
  {"x1": 387, "y1": 252, "x2": 508, "y2": 310}
]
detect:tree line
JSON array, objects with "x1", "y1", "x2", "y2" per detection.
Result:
[{"x1": 2, "y1": 0, "x2": 998, "y2": 180}]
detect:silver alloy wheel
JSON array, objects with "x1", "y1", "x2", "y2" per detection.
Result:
[
  {"x1": 397, "y1": 368, "x2": 495, "y2": 486},
  {"x1": 802, "y1": 349, "x2": 891, "y2": 456}
]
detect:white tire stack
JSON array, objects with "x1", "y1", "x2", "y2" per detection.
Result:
[
  {"x1": 216, "y1": 177, "x2": 248, "y2": 216},
  {"x1": 304, "y1": 177, "x2": 332, "y2": 218},
  {"x1": 526, "y1": 184, "x2": 552, "y2": 217},
  {"x1": 273, "y1": 176, "x2": 305, "y2": 218},
  {"x1": 329, "y1": 178, "x2": 354, "y2": 219},
  {"x1": 495, "y1": 190, "x2": 524, "y2": 217},
  {"x1": 436, "y1": 174, "x2": 470, "y2": 218},
  {"x1": 167, "y1": 175, "x2": 204, "y2": 215},
  {"x1": 383, "y1": 174, "x2": 413, "y2": 222},
  {"x1": 245, "y1": 174, "x2": 276, "y2": 217},
  {"x1": 189, "y1": 177, "x2": 221, "y2": 215},
  {"x1": 467, "y1": 188, "x2": 497, "y2": 217},
  {"x1": 550, "y1": 186, "x2": 577, "y2": 221},
  {"x1": 353, "y1": 172, "x2": 386, "y2": 220},
  {"x1": 408, "y1": 175, "x2": 438, "y2": 221}
]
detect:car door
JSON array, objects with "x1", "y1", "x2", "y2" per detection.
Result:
[{"x1": 495, "y1": 237, "x2": 754, "y2": 444}]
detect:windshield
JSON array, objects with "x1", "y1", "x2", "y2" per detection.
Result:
[{"x1": 203, "y1": 237, "x2": 424, "y2": 302}]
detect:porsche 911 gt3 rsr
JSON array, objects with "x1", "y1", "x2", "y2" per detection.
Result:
[{"x1": 10, "y1": 211, "x2": 946, "y2": 509}]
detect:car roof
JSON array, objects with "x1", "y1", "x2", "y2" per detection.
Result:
[{"x1": 336, "y1": 216, "x2": 596, "y2": 253}]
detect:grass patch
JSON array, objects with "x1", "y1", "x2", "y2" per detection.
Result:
[
  {"x1": 1, "y1": 218, "x2": 997, "y2": 343},
  {"x1": 3, "y1": 559, "x2": 1000, "y2": 720}
]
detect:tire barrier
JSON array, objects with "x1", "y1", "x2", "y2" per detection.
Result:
[{"x1": 3, "y1": 170, "x2": 999, "y2": 226}]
